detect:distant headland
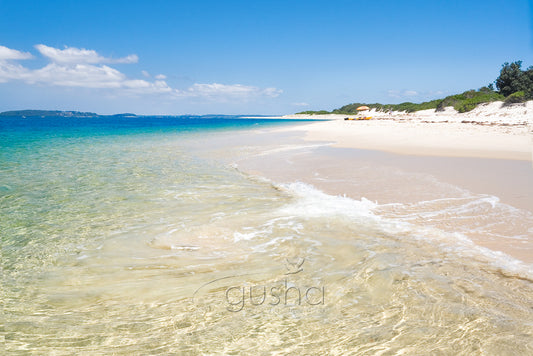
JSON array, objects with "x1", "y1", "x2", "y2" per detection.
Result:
[{"x1": 0, "y1": 110, "x2": 137, "y2": 118}]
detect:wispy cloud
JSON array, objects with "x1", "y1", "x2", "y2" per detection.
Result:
[
  {"x1": 35, "y1": 44, "x2": 138, "y2": 64},
  {"x1": 291, "y1": 102, "x2": 309, "y2": 107},
  {"x1": 0, "y1": 61, "x2": 29, "y2": 83},
  {"x1": 175, "y1": 83, "x2": 282, "y2": 99},
  {"x1": 0, "y1": 45, "x2": 33, "y2": 60},
  {"x1": 0, "y1": 44, "x2": 282, "y2": 101},
  {"x1": 387, "y1": 89, "x2": 419, "y2": 99},
  {"x1": 387, "y1": 89, "x2": 447, "y2": 100}
]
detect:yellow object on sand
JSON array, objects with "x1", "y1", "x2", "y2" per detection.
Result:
[{"x1": 344, "y1": 117, "x2": 372, "y2": 121}]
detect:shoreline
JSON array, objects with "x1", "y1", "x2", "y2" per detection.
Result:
[
  {"x1": 279, "y1": 101, "x2": 532, "y2": 161},
  {"x1": 5, "y1": 114, "x2": 533, "y2": 353},
  {"x1": 227, "y1": 116, "x2": 533, "y2": 264}
]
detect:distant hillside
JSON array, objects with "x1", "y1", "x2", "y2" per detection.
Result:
[
  {"x1": 0, "y1": 110, "x2": 139, "y2": 118},
  {"x1": 0, "y1": 110, "x2": 99, "y2": 117}
]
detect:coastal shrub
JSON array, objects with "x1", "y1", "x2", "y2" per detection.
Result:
[
  {"x1": 464, "y1": 90, "x2": 476, "y2": 99},
  {"x1": 437, "y1": 89, "x2": 504, "y2": 112},
  {"x1": 331, "y1": 99, "x2": 441, "y2": 114},
  {"x1": 496, "y1": 61, "x2": 532, "y2": 97},
  {"x1": 315, "y1": 88, "x2": 505, "y2": 115},
  {"x1": 436, "y1": 93, "x2": 466, "y2": 111},
  {"x1": 504, "y1": 91, "x2": 527, "y2": 104},
  {"x1": 455, "y1": 100, "x2": 478, "y2": 113}
]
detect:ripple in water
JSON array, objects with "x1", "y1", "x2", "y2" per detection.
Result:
[{"x1": 2, "y1": 119, "x2": 533, "y2": 354}]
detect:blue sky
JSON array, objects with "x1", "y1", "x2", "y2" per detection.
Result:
[{"x1": 0, "y1": 0, "x2": 531, "y2": 115}]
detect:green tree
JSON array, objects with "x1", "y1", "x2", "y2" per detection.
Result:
[
  {"x1": 495, "y1": 61, "x2": 531, "y2": 97},
  {"x1": 526, "y1": 67, "x2": 533, "y2": 97}
]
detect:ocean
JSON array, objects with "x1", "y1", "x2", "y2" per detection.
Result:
[{"x1": 2, "y1": 115, "x2": 532, "y2": 354}]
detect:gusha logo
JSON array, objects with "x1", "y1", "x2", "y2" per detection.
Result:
[
  {"x1": 192, "y1": 257, "x2": 325, "y2": 312},
  {"x1": 224, "y1": 258, "x2": 325, "y2": 312}
]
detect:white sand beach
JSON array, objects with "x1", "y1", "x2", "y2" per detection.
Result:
[
  {"x1": 235, "y1": 101, "x2": 533, "y2": 263},
  {"x1": 282, "y1": 100, "x2": 533, "y2": 161}
]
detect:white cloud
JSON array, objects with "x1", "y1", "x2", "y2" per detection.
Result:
[
  {"x1": 387, "y1": 89, "x2": 419, "y2": 99},
  {"x1": 292, "y1": 102, "x2": 309, "y2": 107},
  {"x1": 31, "y1": 63, "x2": 125, "y2": 88},
  {"x1": 176, "y1": 83, "x2": 282, "y2": 99},
  {"x1": 387, "y1": 90, "x2": 400, "y2": 98},
  {"x1": 0, "y1": 61, "x2": 30, "y2": 83},
  {"x1": 388, "y1": 89, "x2": 449, "y2": 101},
  {"x1": 28, "y1": 63, "x2": 173, "y2": 93},
  {"x1": 0, "y1": 45, "x2": 33, "y2": 60},
  {"x1": 262, "y1": 87, "x2": 283, "y2": 97},
  {"x1": 0, "y1": 44, "x2": 282, "y2": 101},
  {"x1": 35, "y1": 44, "x2": 138, "y2": 64}
]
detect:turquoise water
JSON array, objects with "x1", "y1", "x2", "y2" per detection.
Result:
[{"x1": 2, "y1": 116, "x2": 533, "y2": 354}]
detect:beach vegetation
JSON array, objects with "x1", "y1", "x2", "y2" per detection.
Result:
[
  {"x1": 298, "y1": 88, "x2": 506, "y2": 115},
  {"x1": 504, "y1": 91, "x2": 527, "y2": 104},
  {"x1": 320, "y1": 89, "x2": 504, "y2": 114},
  {"x1": 495, "y1": 61, "x2": 532, "y2": 98},
  {"x1": 298, "y1": 61, "x2": 531, "y2": 115},
  {"x1": 436, "y1": 89, "x2": 504, "y2": 112},
  {"x1": 330, "y1": 100, "x2": 441, "y2": 114}
]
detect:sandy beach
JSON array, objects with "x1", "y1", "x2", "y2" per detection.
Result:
[
  {"x1": 236, "y1": 101, "x2": 533, "y2": 263},
  {"x1": 282, "y1": 101, "x2": 533, "y2": 161}
]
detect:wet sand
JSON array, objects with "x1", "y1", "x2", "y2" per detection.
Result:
[{"x1": 228, "y1": 126, "x2": 533, "y2": 264}]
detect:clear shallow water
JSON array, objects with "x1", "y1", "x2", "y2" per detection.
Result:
[{"x1": 2, "y1": 116, "x2": 533, "y2": 354}]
